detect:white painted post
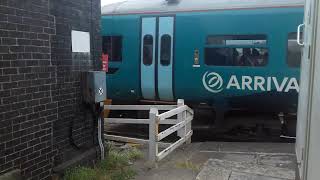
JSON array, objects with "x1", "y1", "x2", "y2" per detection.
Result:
[
  {"x1": 149, "y1": 108, "x2": 159, "y2": 164},
  {"x1": 177, "y1": 99, "x2": 186, "y2": 138},
  {"x1": 186, "y1": 112, "x2": 192, "y2": 144}
]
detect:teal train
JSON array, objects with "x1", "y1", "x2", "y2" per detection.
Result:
[{"x1": 101, "y1": 0, "x2": 304, "y2": 130}]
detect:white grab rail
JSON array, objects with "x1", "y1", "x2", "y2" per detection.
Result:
[{"x1": 297, "y1": 23, "x2": 305, "y2": 46}]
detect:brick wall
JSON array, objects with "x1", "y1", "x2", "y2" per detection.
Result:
[
  {"x1": 0, "y1": 0, "x2": 101, "y2": 179},
  {"x1": 50, "y1": 0, "x2": 101, "y2": 165}
]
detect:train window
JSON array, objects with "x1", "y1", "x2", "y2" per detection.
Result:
[
  {"x1": 160, "y1": 34, "x2": 172, "y2": 66},
  {"x1": 206, "y1": 35, "x2": 267, "y2": 46},
  {"x1": 102, "y1": 36, "x2": 122, "y2": 61},
  {"x1": 205, "y1": 47, "x2": 268, "y2": 66},
  {"x1": 287, "y1": 33, "x2": 301, "y2": 67},
  {"x1": 143, "y1": 34, "x2": 153, "y2": 65}
]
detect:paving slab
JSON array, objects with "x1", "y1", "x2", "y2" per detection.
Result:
[
  {"x1": 196, "y1": 159, "x2": 295, "y2": 180},
  {"x1": 132, "y1": 142, "x2": 296, "y2": 180},
  {"x1": 229, "y1": 171, "x2": 290, "y2": 180},
  {"x1": 259, "y1": 154, "x2": 296, "y2": 170}
]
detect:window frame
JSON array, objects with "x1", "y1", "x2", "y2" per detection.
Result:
[
  {"x1": 204, "y1": 34, "x2": 269, "y2": 67},
  {"x1": 206, "y1": 35, "x2": 267, "y2": 46},
  {"x1": 102, "y1": 35, "x2": 123, "y2": 62},
  {"x1": 160, "y1": 34, "x2": 172, "y2": 66},
  {"x1": 142, "y1": 34, "x2": 154, "y2": 66}
]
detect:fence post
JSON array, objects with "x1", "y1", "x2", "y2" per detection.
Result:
[
  {"x1": 177, "y1": 99, "x2": 186, "y2": 139},
  {"x1": 149, "y1": 108, "x2": 159, "y2": 164},
  {"x1": 186, "y1": 112, "x2": 192, "y2": 144}
]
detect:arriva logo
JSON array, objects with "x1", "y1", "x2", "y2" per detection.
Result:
[
  {"x1": 202, "y1": 72, "x2": 224, "y2": 93},
  {"x1": 202, "y1": 71, "x2": 299, "y2": 93}
]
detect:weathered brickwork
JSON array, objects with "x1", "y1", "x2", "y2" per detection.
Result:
[
  {"x1": 0, "y1": 0, "x2": 101, "y2": 179},
  {"x1": 50, "y1": 0, "x2": 101, "y2": 165}
]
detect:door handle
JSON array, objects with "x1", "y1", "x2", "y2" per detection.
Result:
[{"x1": 297, "y1": 23, "x2": 305, "y2": 46}]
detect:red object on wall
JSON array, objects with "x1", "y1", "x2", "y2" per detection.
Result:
[{"x1": 102, "y1": 53, "x2": 109, "y2": 72}]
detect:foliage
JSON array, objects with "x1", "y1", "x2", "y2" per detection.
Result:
[
  {"x1": 64, "y1": 145, "x2": 143, "y2": 180},
  {"x1": 64, "y1": 167, "x2": 96, "y2": 180}
]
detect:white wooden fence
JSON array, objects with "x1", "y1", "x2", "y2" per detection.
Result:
[{"x1": 104, "y1": 99, "x2": 193, "y2": 163}]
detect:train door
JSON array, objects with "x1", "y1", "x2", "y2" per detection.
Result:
[
  {"x1": 141, "y1": 17, "x2": 156, "y2": 100},
  {"x1": 140, "y1": 16, "x2": 174, "y2": 101},
  {"x1": 296, "y1": 0, "x2": 320, "y2": 179},
  {"x1": 295, "y1": 0, "x2": 314, "y2": 178}
]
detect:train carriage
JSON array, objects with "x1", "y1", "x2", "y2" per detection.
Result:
[{"x1": 101, "y1": 0, "x2": 304, "y2": 132}]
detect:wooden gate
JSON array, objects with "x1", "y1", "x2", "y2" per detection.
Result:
[{"x1": 104, "y1": 99, "x2": 193, "y2": 163}]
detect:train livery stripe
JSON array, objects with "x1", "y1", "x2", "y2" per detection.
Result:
[
  {"x1": 158, "y1": 16, "x2": 174, "y2": 101},
  {"x1": 141, "y1": 17, "x2": 156, "y2": 99},
  {"x1": 103, "y1": 5, "x2": 304, "y2": 16}
]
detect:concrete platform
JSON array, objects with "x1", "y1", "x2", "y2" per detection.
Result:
[
  {"x1": 196, "y1": 158, "x2": 294, "y2": 180},
  {"x1": 133, "y1": 142, "x2": 297, "y2": 180}
]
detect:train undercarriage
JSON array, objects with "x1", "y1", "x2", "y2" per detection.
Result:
[
  {"x1": 191, "y1": 106, "x2": 297, "y2": 142},
  {"x1": 106, "y1": 100, "x2": 297, "y2": 142}
]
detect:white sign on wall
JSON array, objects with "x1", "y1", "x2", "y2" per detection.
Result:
[{"x1": 71, "y1": 30, "x2": 90, "y2": 53}]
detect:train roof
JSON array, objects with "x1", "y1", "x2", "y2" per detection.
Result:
[{"x1": 102, "y1": 0, "x2": 304, "y2": 15}]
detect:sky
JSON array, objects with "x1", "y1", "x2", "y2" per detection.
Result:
[{"x1": 101, "y1": 0, "x2": 125, "y2": 7}]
